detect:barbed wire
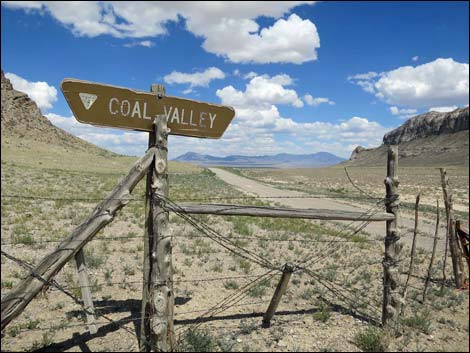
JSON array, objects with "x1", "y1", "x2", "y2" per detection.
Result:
[
  {"x1": 176, "y1": 270, "x2": 279, "y2": 341},
  {"x1": 1, "y1": 192, "x2": 384, "y2": 203},
  {"x1": 344, "y1": 167, "x2": 377, "y2": 200},
  {"x1": 294, "y1": 200, "x2": 387, "y2": 270},
  {"x1": 0, "y1": 232, "x2": 386, "y2": 246},
  {"x1": 157, "y1": 194, "x2": 278, "y2": 271}
]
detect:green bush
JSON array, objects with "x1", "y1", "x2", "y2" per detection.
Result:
[
  {"x1": 248, "y1": 278, "x2": 271, "y2": 298},
  {"x1": 353, "y1": 326, "x2": 388, "y2": 352},
  {"x1": 401, "y1": 310, "x2": 432, "y2": 334},
  {"x1": 239, "y1": 319, "x2": 257, "y2": 334},
  {"x1": 313, "y1": 301, "x2": 331, "y2": 323},
  {"x1": 224, "y1": 280, "x2": 239, "y2": 290},
  {"x1": 182, "y1": 328, "x2": 216, "y2": 352}
]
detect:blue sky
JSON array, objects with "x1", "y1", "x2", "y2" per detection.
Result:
[{"x1": 2, "y1": 1, "x2": 469, "y2": 159}]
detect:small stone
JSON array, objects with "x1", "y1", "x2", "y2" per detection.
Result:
[
  {"x1": 236, "y1": 338, "x2": 242, "y2": 343},
  {"x1": 277, "y1": 340, "x2": 288, "y2": 347}
]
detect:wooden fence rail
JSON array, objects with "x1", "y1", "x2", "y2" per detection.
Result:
[
  {"x1": 1, "y1": 147, "x2": 156, "y2": 331},
  {"x1": 166, "y1": 203, "x2": 394, "y2": 222}
]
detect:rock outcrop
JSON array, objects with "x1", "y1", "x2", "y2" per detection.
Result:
[
  {"x1": 349, "y1": 146, "x2": 367, "y2": 161},
  {"x1": 1, "y1": 70, "x2": 116, "y2": 156},
  {"x1": 383, "y1": 108, "x2": 469, "y2": 145},
  {"x1": 1, "y1": 70, "x2": 55, "y2": 135},
  {"x1": 347, "y1": 107, "x2": 469, "y2": 166}
]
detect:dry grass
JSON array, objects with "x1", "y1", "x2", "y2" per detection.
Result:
[{"x1": 1, "y1": 152, "x2": 469, "y2": 352}]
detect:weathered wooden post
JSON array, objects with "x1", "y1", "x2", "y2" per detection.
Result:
[
  {"x1": 439, "y1": 168, "x2": 464, "y2": 288},
  {"x1": 262, "y1": 263, "x2": 294, "y2": 327},
  {"x1": 402, "y1": 193, "x2": 420, "y2": 301},
  {"x1": 140, "y1": 84, "x2": 175, "y2": 351},
  {"x1": 455, "y1": 221, "x2": 470, "y2": 274},
  {"x1": 382, "y1": 145, "x2": 402, "y2": 327},
  {"x1": 74, "y1": 249, "x2": 97, "y2": 334},
  {"x1": 422, "y1": 198, "x2": 440, "y2": 302}
]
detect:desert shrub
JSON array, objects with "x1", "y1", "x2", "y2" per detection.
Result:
[
  {"x1": 313, "y1": 301, "x2": 331, "y2": 323},
  {"x1": 239, "y1": 319, "x2": 257, "y2": 334},
  {"x1": 248, "y1": 278, "x2": 271, "y2": 298},
  {"x1": 401, "y1": 310, "x2": 432, "y2": 334},
  {"x1": 353, "y1": 326, "x2": 388, "y2": 352},
  {"x1": 181, "y1": 328, "x2": 216, "y2": 352},
  {"x1": 224, "y1": 280, "x2": 239, "y2": 290}
]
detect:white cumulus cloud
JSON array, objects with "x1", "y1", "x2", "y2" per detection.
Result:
[
  {"x1": 123, "y1": 40, "x2": 155, "y2": 48},
  {"x1": 389, "y1": 106, "x2": 417, "y2": 119},
  {"x1": 244, "y1": 71, "x2": 258, "y2": 80},
  {"x1": 304, "y1": 94, "x2": 335, "y2": 106},
  {"x1": 196, "y1": 13, "x2": 320, "y2": 64},
  {"x1": 217, "y1": 74, "x2": 303, "y2": 109},
  {"x1": 164, "y1": 67, "x2": 225, "y2": 88},
  {"x1": 46, "y1": 113, "x2": 149, "y2": 156},
  {"x1": 428, "y1": 106, "x2": 458, "y2": 113},
  {"x1": 6, "y1": 72, "x2": 57, "y2": 111},
  {"x1": 349, "y1": 58, "x2": 469, "y2": 108},
  {"x1": 213, "y1": 74, "x2": 389, "y2": 158},
  {"x1": 3, "y1": 1, "x2": 319, "y2": 64}
]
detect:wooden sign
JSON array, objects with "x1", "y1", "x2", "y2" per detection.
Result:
[{"x1": 61, "y1": 78, "x2": 235, "y2": 139}]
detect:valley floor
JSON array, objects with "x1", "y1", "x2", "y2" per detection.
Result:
[{"x1": 1, "y1": 156, "x2": 469, "y2": 352}]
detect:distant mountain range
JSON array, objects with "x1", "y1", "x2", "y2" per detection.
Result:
[{"x1": 173, "y1": 151, "x2": 345, "y2": 168}]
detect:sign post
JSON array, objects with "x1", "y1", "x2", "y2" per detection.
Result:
[{"x1": 61, "y1": 78, "x2": 235, "y2": 351}]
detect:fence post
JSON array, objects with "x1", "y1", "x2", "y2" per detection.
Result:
[
  {"x1": 422, "y1": 198, "x2": 440, "y2": 302},
  {"x1": 455, "y1": 221, "x2": 470, "y2": 275},
  {"x1": 402, "y1": 193, "x2": 420, "y2": 301},
  {"x1": 439, "y1": 168, "x2": 464, "y2": 288},
  {"x1": 262, "y1": 263, "x2": 294, "y2": 327},
  {"x1": 382, "y1": 145, "x2": 402, "y2": 327},
  {"x1": 140, "y1": 84, "x2": 175, "y2": 351},
  {"x1": 74, "y1": 249, "x2": 97, "y2": 334}
]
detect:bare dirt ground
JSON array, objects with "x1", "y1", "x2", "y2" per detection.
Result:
[
  {"x1": 209, "y1": 168, "x2": 450, "y2": 252},
  {"x1": 1, "y1": 158, "x2": 469, "y2": 352}
]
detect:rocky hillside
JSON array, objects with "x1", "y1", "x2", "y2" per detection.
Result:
[
  {"x1": 383, "y1": 108, "x2": 469, "y2": 144},
  {"x1": 347, "y1": 107, "x2": 469, "y2": 166},
  {"x1": 1, "y1": 70, "x2": 116, "y2": 156}
]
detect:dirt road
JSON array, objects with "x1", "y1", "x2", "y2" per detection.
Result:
[{"x1": 210, "y1": 168, "x2": 445, "y2": 252}]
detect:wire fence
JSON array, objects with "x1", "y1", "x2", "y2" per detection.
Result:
[
  {"x1": 1, "y1": 192, "x2": 384, "y2": 203},
  {"x1": 1, "y1": 186, "x2": 460, "y2": 352}
]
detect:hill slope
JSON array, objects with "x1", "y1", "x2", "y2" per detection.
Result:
[
  {"x1": 173, "y1": 151, "x2": 345, "y2": 168},
  {"x1": 1, "y1": 71, "x2": 118, "y2": 155},
  {"x1": 1, "y1": 70, "x2": 140, "y2": 172},
  {"x1": 347, "y1": 107, "x2": 469, "y2": 166}
]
